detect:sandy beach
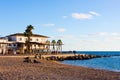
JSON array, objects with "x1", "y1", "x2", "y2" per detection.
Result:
[{"x1": 0, "y1": 57, "x2": 120, "y2": 80}]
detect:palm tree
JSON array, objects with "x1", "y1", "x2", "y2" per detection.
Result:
[
  {"x1": 46, "y1": 40, "x2": 50, "y2": 53},
  {"x1": 51, "y1": 40, "x2": 56, "y2": 54},
  {"x1": 57, "y1": 39, "x2": 63, "y2": 53},
  {"x1": 24, "y1": 25, "x2": 34, "y2": 54}
]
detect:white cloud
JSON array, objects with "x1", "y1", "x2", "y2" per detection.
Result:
[
  {"x1": 42, "y1": 23, "x2": 55, "y2": 27},
  {"x1": 111, "y1": 32, "x2": 119, "y2": 36},
  {"x1": 54, "y1": 35, "x2": 74, "y2": 39},
  {"x1": 81, "y1": 39, "x2": 99, "y2": 43},
  {"x1": 72, "y1": 13, "x2": 92, "y2": 20},
  {"x1": 87, "y1": 32, "x2": 107, "y2": 37},
  {"x1": 86, "y1": 32, "x2": 120, "y2": 42},
  {"x1": 105, "y1": 36, "x2": 120, "y2": 42},
  {"x1": 89, "y1": 11, "x2": 101, "y2": 16},
  {"x1": 72, "y1": 11, "x2": 100, "y2": 20},
  {"x1": 57, "y1": 28, "x2": 66, "y2": 32},
  {"x1": 61, "y1": 32, "x2": 120, "y2": 51},
  {"x1": 98, "y1": 32, "x2": 107, "y2": 36},
  {"x1": 62, "y1": 16, "x2": 67, "y2": 19},
  {"x1": 111, "y1": 36, "x2": 120, "y2": 40}
]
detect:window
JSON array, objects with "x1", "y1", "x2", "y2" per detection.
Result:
[
  {"x1": 13, "y1": 44, "x2": 16, "y2": 46},
  {"x1": 34, "y1": 45, "x2": 36, "y2": 47},
  {"x1": 36, "y1": 39, "x2": 39, "y2": 41},
  {"x1": 30, "y1": 38, "x2": 32, "y2": 41},
  {"x1": 19, "y1": 38, "x2": 22, "y2": 41},
  {"x1": 9, "y1": 44, "x2": 11, "y2": 46}
]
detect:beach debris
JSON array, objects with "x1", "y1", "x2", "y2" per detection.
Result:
[
  {"x1": 23, "y1": 57, "x2": 32, "y2": 63},
  {"x1": 33, "y1": 59, "x2": 40, "y2": 63},
  {"x1": 23, "y1": 57, "x2": 40, "y2": 63}
]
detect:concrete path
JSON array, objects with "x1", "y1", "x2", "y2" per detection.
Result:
[{"x1": 0, "y1": 53, "x2": 85, "y2": 58}]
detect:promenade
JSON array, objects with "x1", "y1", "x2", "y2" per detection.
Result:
[
  {"x1": 0, "y1": 53, "x2": 80, "y2": 58},
  {"x1": 0, "y1": 53, "x2": 100, "y2": 61}
]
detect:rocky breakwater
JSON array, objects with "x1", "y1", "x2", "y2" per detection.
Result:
[{"x1": 44, "y1": 54, "x2": 102, "y2": 61}]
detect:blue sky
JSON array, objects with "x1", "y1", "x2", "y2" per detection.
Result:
[{"x1": 0, "y1": 0, "x2": 120, "y2": 51}]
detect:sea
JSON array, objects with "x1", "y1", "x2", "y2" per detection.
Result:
[{"x1": 62, "y1": 51, "x2": 120, "y2": 72}]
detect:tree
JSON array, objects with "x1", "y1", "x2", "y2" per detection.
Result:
[
  {"x1": 57, "y1": 39, "x2": 63, "y2": 53},
  {"x1": 24, "y1": 25, "x2": 34, "y2": 54},
  {"x1": 46, "y1": 40, "x2": 50, "y2": 53},
  {"x1": 51, "y1": 40, "x2": 56, "y2": 53}
]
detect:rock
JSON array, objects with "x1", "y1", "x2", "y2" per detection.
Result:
[
  {"x1": 23, "y1": 57, "x2": 32, "y2": 63},
  {"x1": 33, "y1": 59, "x2": 40, "y2": 63}
]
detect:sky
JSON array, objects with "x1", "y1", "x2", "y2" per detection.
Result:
[{"x1": 0, "y1": 0, "x2": 120, "y2": 51}]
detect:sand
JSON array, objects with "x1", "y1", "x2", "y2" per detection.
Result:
[{"x1": 0, "y1": 57, "x2": 120, "y2": 80}]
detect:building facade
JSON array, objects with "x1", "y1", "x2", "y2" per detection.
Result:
[
  {"x1": 0, "y1": 37, "x2": 11, "y2": 54},
  {"x1": 0, "y1": 33, "x2": 49, "y2": 54}
]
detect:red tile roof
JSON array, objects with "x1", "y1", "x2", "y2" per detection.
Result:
[{"x1": 7, "y1": 33, "x2": 49, "y2": 38}]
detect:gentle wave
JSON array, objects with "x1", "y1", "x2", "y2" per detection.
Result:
[{"x1": 62, "y1": 51, "x2": 120, "y2": 72}]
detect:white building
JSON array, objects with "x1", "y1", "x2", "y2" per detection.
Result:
[
  {"x1": 0, "y1": 33, "x2": 49, "y2": 54},
  {"x1": 0, "y1": 37, "x2": 10, "y2": 54}
]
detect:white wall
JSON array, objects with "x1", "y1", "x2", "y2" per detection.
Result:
[
  {"x1": 11, "y1": 36, "x2": 48, "y2": 43},
  {"x1": 0, "y1": 38, "x2": 8, "y2": 54},
  {"x1": 7, "y1": 35, "x2": 48, "y2": 51}
]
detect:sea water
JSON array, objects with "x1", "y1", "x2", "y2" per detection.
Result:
[{"x1": 62, "y1": 51, "x2": 120, "y2": 72}]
